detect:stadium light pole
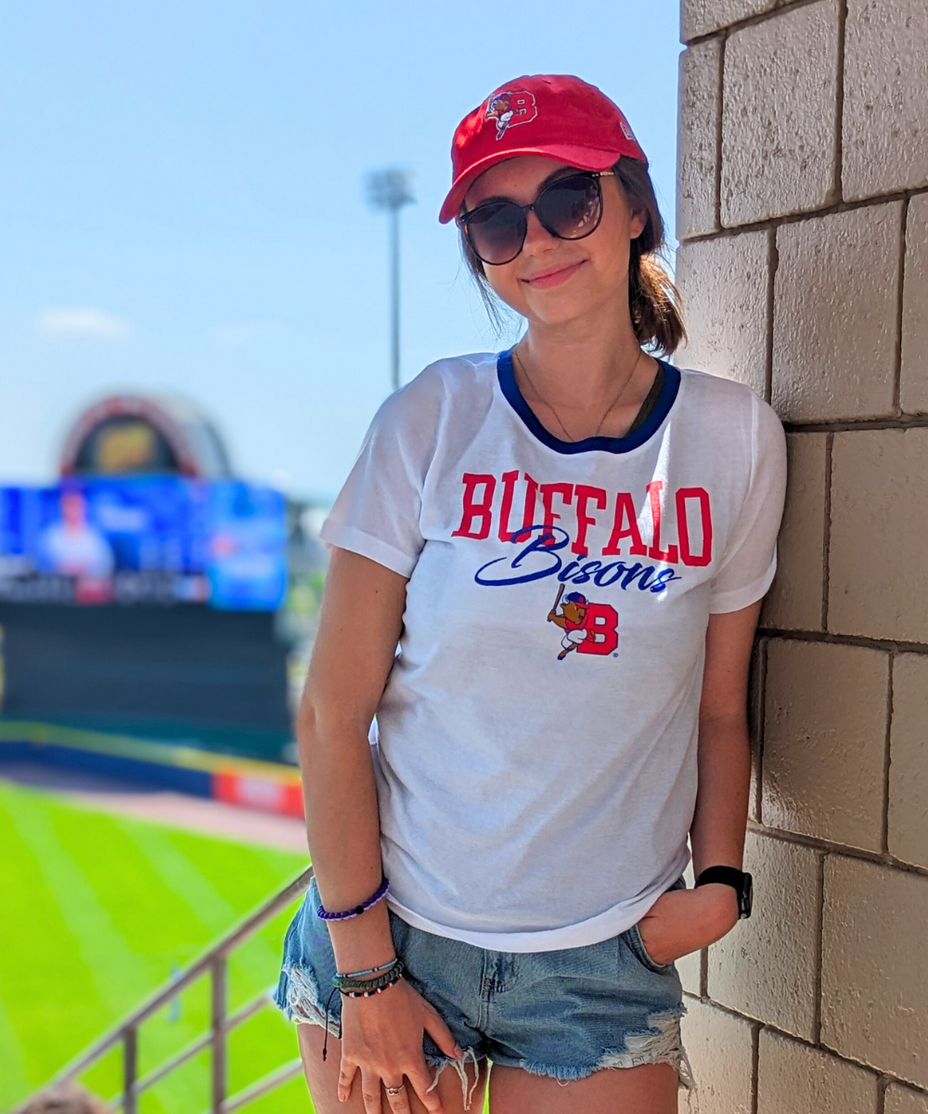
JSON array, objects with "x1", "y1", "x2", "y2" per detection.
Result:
[{"x1": 365, "y1": 167, "x2": 415, "y2": 393}]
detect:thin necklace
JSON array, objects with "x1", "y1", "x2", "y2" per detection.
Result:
[{"x1": 513, "y1": 345, "x2": 644, "y2": 443}]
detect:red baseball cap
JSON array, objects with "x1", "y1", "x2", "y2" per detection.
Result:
[{"x1": 439, "y1": 74, "x2": 648, "y2": 224}]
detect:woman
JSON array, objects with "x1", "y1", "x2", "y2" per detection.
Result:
[{"x1": 275, "y1": 74, "x2": 787, "y2": 1114}]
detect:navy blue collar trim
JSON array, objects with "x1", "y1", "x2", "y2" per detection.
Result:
[{"x1": 497, "y1": 348, "x2": 680, "y2": 455}]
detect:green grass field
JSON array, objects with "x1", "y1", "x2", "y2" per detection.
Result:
[{"x1": 0, "y1": 779, "x2": 313, "y2": 1114}]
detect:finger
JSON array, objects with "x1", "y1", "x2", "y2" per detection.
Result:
[
  {"x1": 406, "y1": 1062, "x2": 446, "y2": 1114},
  {"x1": 383, "y1": 1081, "x2": 412, "y2": 1114},
  {"x1": 422, "y1": 1009, "x2": 463, "y2": 1061},
  {"x1": 337, "y1": 1060, "x2": 358, "y2": 1105},
  {"x1": 361, "y1": 1071, "x2": 386, "y2": 1114}
]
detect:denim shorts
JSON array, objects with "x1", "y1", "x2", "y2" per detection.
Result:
[{"x1": 274, "y1": 875, "x2": 697, "y2": 1104}]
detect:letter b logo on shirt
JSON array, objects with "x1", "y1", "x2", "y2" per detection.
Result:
[{"x1": 577, "y1": 603, "x2": 618, "y2": 656}]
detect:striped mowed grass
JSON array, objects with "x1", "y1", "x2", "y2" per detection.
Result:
[{"x1": 0, "y1": 779, "x2": 313, "y2": 1114}]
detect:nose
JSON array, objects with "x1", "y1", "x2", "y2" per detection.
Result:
[{"x1": 522, "y1": 207, "x2": 557, "y2": 255}]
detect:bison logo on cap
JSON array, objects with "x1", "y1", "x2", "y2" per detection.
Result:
[{"x1": 485, "y1": 90, "x2": 537, "y2": 140}]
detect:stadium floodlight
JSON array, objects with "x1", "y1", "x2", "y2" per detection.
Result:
[{"x1": 365, "y1": 167, "x2": 416, "y2": 393}]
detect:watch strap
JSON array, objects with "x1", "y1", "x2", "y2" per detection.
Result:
[{"x1": 695, "y1": 865, "x2": 752, "y2": 918}]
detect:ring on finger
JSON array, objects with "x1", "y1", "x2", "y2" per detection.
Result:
[{"x1": 384, "y1": 1085, "x2": 404, "y2": 1096}]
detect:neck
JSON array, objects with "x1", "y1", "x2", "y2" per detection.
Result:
[{"x1": 516, "y1": 307, "x2": 652, "y2": 410}]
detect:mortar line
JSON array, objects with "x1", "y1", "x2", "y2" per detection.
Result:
[
  {"x1": 758, "y1": 628, "x2": 928, "y2": 654},
  {"x1": 754, "y1": 637, "x2": 768, "y2": 824},
  {"x1": 685, "y1": 0, "x2": 826, "y2": 47},
  {"x1": 765, "y1": 228, "x2": 778, "y2": 403},
  {"x1": 715, "y1": 32, "x2": 726, "y2": 232},
  {"x1": 821, "y1": 433, "x2": 833, "y2": 631},
  {"x1": 894, "y1": 198, "x2": 910, "y2": 414},
  {"x1": 750, "y1": 1021, "x2": 760, "y2": 1114},
  {"x1": 882, "y1": 655, "x2": 894, "y2": 855},
  {"x1": 678, "y1": 183, "x2": 928, "y2": 246},
  {"x1": 834, "y1": 0, "x2": 848, "y2": 203},
  {"x1": 784, "y1": 414, "x2": 928, "y2": 433},
  {"x1": 745, "y1": 821, "x2": 928, "y2": 878},
  {"x1": 812, "y1": 851, "x2": 825, "y2": 1044}
]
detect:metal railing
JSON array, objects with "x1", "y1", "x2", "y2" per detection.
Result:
[{"x1": 16, "y1": 866, "x2": 314, "y2": 1114}]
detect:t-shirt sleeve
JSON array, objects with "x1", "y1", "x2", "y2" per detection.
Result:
[
  {"x1": 319, "y1": 376, "x2": 441, "y2": 578},
  {"x1": 709, "y1": 392, "x2": 788, "y2": 614}
]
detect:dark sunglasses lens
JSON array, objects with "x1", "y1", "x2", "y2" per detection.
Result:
[
  {"x1": 466, "y1": 201, "x2": 526, "y2": 265},
  {"x1": 537, "y1": 175, "x2": 602, "y2": 240}
]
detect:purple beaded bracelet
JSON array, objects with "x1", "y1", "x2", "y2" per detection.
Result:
[{"x1": 316, "y1": 875, "x2": 390, "y2": 921}]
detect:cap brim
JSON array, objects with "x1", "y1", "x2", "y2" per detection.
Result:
[{"x1": 438, "y1": 143, "x2": 630, "y2": 224}]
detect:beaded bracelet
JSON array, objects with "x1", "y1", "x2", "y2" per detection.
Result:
[
  {"x1": 339, "y1": 972, "x2": 404, "y2": 998},
  {"x1": 339, "y1": 957, "x2": 398, "y2": 979},
  {"x1": 316, "y1": 875, "x2": 390, "y2": 921},
  {"x1": 332, "y1": 959, "x2": 406, "y2": 994},
  {"x1": 321, "y1": 961, "x2": 404, "y2": 1063}
]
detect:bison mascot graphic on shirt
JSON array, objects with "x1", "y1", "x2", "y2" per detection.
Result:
[{"x1": 547, "y1": 586, "x2": 618, "y2": 660}]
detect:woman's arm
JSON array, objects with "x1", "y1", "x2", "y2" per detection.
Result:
[
  {"x1": 636, "y1": 600, "x2": 762, "y2": 964},
  {"x1": 298, "y1": 546, "x2": 406, "y2": 974},
  {"x1": 297, "y1": 547, "x2": 461, "y2": 1112},
  {"x1": 689, "y1": 599, "x2": 763, "y2": 928}
]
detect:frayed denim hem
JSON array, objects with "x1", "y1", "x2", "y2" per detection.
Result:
[
  {"x1": 275, "y1": 966, "x2": 484, "y2": 1110},
  {"x1": 273, "y1": 963, "x2": 342, "y2": 1039},
  {"x1": 510, "y1": 1005, "x2": 699, "y2": 1113},
  {"x1": 425, "y1": 1048, "x2": 483, "y2": 1110}
]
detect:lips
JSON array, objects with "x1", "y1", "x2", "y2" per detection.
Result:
[{"x1": 521, "y1": 260, "x2": 586, "y2": 289}]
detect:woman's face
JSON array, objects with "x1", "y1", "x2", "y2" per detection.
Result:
[{"x1": 463, "y1": 155, "x2": 647, "y2": 329}]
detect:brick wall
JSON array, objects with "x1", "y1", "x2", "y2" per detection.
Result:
[{"x1": 674, "y1": 2, "x2": 928, "y2": 1111}]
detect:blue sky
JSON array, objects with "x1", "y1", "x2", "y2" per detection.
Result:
[{"x1": 0, "y1": 2, "x2": 683, "y2": 502}]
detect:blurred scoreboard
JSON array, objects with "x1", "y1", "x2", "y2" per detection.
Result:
[{"x1": 0, "y1": 478, "x2": 287, "y2": 611}]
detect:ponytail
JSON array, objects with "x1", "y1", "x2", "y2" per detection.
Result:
[{"x1": 616, "y1": 157, "x2": 686, "y2": 357}]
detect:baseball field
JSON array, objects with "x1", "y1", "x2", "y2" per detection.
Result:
[{"x1": 0, "y1": 778, "x2": 312, "y2": 1113}]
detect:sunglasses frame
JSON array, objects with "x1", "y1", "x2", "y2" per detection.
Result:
[{"x1": 458, "y1": 170, "x2": 615, "y2": 267}]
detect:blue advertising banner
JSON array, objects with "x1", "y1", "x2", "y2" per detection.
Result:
[{"x1": 0, "y1": 479, "x2": 287, "y2": 610}]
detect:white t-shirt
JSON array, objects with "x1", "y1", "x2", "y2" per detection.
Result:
[{"x1": 321, "y1": 350, "x2": 787, "y2": 951}]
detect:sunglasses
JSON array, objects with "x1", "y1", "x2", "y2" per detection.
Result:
[{"x1": 458, "y1": 170, "x2": 614, "y2": 267}]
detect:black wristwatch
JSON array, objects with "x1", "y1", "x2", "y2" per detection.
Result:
[{"x1": 695, "y1": 866, "x2": 752, "y2": 919}]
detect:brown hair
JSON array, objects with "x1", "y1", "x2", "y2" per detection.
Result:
[{"x1": 460, "y1": 156, "x2": 687, "y2": 356}]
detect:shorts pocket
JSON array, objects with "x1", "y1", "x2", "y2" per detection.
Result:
[
  {"x1": 626, "y1": 922, "x2": 675, "y2": 973},
  {"x1": 625, "y1": 876, "x2": 686, "y2": 973}
]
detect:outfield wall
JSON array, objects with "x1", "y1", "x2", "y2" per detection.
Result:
[{"x1": 0, "y1": 722, "x2": 304, "y2": 819}]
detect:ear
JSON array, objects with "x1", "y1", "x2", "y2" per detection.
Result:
[{"x1": 629, "y1": 205, "x2": 648, "y2": 240}]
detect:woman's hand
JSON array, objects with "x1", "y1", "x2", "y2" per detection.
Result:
[
  {"x1": 636, "y1": 883, "x2": 740, "y2": 967},
  {"x1": 338, "y1": 977, "x2": 464, "y2": 1113}
]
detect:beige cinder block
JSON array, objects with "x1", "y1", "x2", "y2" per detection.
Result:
[
  {"x1": 682, "y1": 0, "x2": 777, "y2": 44},
  {"x1": 761, "y1": 433, "x2": 827, "y2": 633},
  {"x1": 885, "y1": 1084, "x2": 928, "y2": 1114},
  {"x1": 902, "y1": 194, "x2": 928, "y2": 414},
  {"x1": 822, "y1": 856, "x2": 928, "y2": 1089},
  {"x1": 771, "y1": 204, "x2": 902, "y2": 422},
  {"x1": 681, "y1": 997, "x2": 754, "y2": 1113},
  {"x1": 675, "y1": 231, "x2": 769, "y2": 398},
  {"x1": 757, "y1": 1030, "x2": 879, "y2": 1114},
  {"x1": 843, "y1": 0, "x2": 928, "y2": 201},
  {"x1": 721, "y1": 1, "x2": 840, "y2": 226},
  {"x1": 889, "y1": 654, "x2": 928, "y2": 869},
  {"x1": 829, "y1": 429, "x2": 928, "y2": 642},
  {"x1": 707, "y1": 831, "x2": 818, "y2": 1039},
  {"x1": 762, "y1": 640, "x2": 888, "y2": 852},
  {"x1": 678, "y1": 38, "x2": 722, "y2": 240}
]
